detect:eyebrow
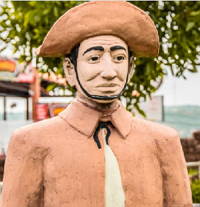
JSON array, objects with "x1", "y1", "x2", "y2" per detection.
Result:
[
  {"x1": 83, "y1": 46, "x2": 104, "y2": 56},
  {"x1": 110, "y1": 45, "x2": 127, "y2": 52}
]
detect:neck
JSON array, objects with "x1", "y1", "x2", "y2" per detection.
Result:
[{"x1": 76, "y1": 92, "x2": 120, "y2": 112}]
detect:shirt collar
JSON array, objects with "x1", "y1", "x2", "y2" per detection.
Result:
[{"x1": 58, "y1": 99, "x2": 133, "y2": 138}]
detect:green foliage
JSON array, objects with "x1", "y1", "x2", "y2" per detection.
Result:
[
  {"x1": 191, "y1": 179, "x2": 200, "y2": 203},
  {"x1": 0, "y1": 1, "x2": 80, "y2": 72},
  {"x1": 188, "y1": 168, "x2": 200, "y2": 203},
  {"x1": 188, "y1": 168, "x2": 198, "y2": 177},
  {"x1": 0, "y1": 1, "x2": 200, "y2": 111}
]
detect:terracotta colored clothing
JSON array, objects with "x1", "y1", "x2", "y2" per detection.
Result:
[{"x1": 1, "y1": 100, "x2": 192, "y2": 207}]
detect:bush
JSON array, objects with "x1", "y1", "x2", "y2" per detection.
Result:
[{"x1": 191, "y1": 179, "x2": 200, "y2": 203}]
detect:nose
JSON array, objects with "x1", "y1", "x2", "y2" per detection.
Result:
[
  {"x1": 101, "y1": 69, "x2": 117, "y2": 80},
  {"x1": 100, "y1": 55, "x2": 117, "y2": 80}
]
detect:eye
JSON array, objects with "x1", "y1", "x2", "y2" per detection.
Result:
[
  {"x1": 113, "y1": 55, "x2": 126, "y2": 63},
  {"x1": 88, "y1": 55, "x2": 100, "y2": 63}
]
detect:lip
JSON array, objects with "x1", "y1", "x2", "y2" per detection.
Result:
[{"x1": 96, "y1": 83, "x2": 119, "y2": 87}]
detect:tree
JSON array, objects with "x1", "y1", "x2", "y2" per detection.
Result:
[{"x1": 0, "y1": 1, "x2": 200, "y2": 114}]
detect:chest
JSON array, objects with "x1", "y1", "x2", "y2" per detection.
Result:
[{"x1": 43, "y1": 129, "x2": 163, "y2": 207}]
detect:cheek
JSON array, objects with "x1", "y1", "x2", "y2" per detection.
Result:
[
  {"x1": 117, "y1": 62, "x2": 129, "y2": 80},
  {"x1": 77, "y1": 62, "x2": 100, "y2": 81}
]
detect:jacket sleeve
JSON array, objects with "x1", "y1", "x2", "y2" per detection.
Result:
[
  {"x1": 156, "y1": 131, "x2": 193, "y2": 207},
  {"x1": 0, "y1": 129, "x2": 47, "y2": 207}
]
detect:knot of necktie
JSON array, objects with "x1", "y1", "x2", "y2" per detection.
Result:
[{"x1": 93, "y1": 121, "x2": 112, "y2": 149}]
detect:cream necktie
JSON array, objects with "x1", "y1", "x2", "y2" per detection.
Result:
[{"x1": 102, "y1": 129, "x2": 125, "y2": 207}]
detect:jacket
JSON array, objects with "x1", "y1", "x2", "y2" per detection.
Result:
[{"x1": 1, "y1": 100, "x2": 192, "y2": 207}]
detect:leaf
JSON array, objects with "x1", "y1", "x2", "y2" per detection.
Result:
[
  {"x1": 186, "y1": 22, "x2": 195, "y2": 32},
  {"x1": 46, "y1": 83, "x2": 57, "y2": 91},
  {"x1": 190, "y1": 10, "x2": 200, "y2": 17}
]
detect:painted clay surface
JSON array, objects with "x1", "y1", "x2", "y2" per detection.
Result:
[
  {"x1": 1, "y1": 100, "x2": 192, "y2": 206},
  {"x1": 1, "y1": 1, "x2": 193, "y2": 206},
  {"x1": 38, "y1": 1, "x2": 159, "y2": 57}
]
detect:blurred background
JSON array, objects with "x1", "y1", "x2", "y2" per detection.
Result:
[{"x1": 0, "y1": 0, "x2": 200, "y2": 203}]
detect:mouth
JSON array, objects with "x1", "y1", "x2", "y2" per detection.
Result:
[
  {"x1": 96, "y1": 83, "x2": 119, "y2": 87},
  {"x1": 95, "y1": 83, "x2": 120, "y2": 94}
]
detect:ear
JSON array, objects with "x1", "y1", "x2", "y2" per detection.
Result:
[
  {"x1": 128, "y1": 56, "x2": 135, "y2": 82},
  {"x1": 63, "y1": 57, "x2": 76, "y2": 87}
]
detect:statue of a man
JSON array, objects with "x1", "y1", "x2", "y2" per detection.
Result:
[{"x1": 1, "y1": 2, "x2": 192, "y2": 207}]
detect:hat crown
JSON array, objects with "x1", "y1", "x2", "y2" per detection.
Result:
[{"x1": 38, "y1": 1, "x2": 159, "y2": 57}]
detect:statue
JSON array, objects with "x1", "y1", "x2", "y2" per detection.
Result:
[{"x1": 1, "y1": 2, "x2": 192, "y2": 207}]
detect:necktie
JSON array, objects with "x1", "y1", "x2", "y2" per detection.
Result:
[{"x1": 93, "y1": 122, "x2": 125, "y2": 207}]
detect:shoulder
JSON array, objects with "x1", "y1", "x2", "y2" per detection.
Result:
[
  {"x1": 131, "y1": 117, "x2": 180, "y2": 144},
  {"x1": 9, "y1": 116, "x2": 68, "y2": 151},
  {"x1": 130, "y1": 117, "x2": 183, "y2": 157}
]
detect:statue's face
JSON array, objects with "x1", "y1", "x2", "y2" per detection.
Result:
[
  {"x1": 64, "y1": 35, "x2": 132, "y2": 103},
  {"x1": 76, "y1": 35, "x2": 129, "y2": 102}
]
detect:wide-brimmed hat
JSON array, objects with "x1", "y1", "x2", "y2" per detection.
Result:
[{"x1": 37, "y1": 1, "x2": 159, "y2": 57}]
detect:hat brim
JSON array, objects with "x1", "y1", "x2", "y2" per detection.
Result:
[{"x1": 37, "y1": 1, "x2": 159, "y2": 57}]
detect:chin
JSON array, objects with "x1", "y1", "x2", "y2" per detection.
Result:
[
  {"x1": 90, "y1": 92, "x2": 120, "y2": 103},
  {"x1": 78, "y1": 86, "x2": 121, "y2": 104},
  {"x1": 91, "y1": 98, "x2": 117, "y2": 104}
]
